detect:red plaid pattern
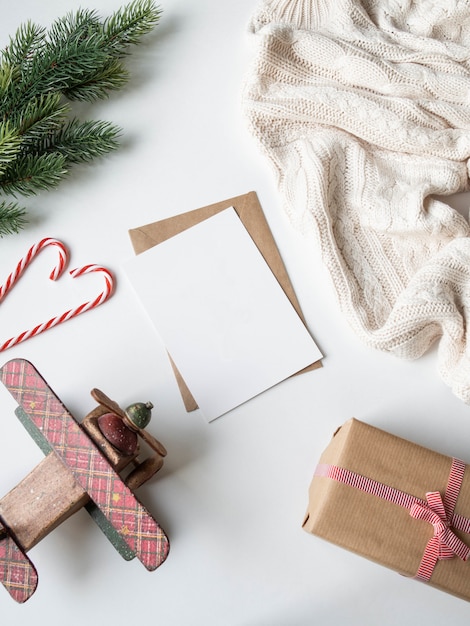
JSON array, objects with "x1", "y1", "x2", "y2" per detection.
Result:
[
  {"x1": 0, "y1": 359, "x2": 169, "y2": 572},
  {"x1": 0, "y1": 520, "x2": 38, "y2": 603}
]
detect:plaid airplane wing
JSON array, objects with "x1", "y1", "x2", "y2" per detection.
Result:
[
  {"x1": 0, "y1": 359, "x2": 169, "y2": 572},
  {"x1": 0, "y1": 519, "x2": 38, "y2": 603}
]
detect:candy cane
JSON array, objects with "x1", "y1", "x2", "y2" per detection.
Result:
[
  {"x1": 0, "y1": 238, "x2": 68, "y2": 302},
  {"x1": 0, "y1": 265, "x2": 115, "y2": 352}
]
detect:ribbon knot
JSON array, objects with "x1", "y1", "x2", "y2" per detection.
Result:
[
  {"x1": 410, "y1": 491, "x2": 470, "y2": 578},
  {"x1": 314, "y1": 457, "x2": 470, "y2": 583}
]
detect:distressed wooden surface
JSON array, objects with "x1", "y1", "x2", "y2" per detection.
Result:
[{"x1": 0, "y1": 454, "x2": 88, "y2": 552}]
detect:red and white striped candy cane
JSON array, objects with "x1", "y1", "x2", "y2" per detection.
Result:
[
  {"x1": 0, "y1": 265, "x2": 115, "y2": 352},
  {"x1": 0, "y1": 238, "x2": 68, "y2": 302},
  {"x1": 66, "y1": 264, "x2": 114, "y2": 315}
]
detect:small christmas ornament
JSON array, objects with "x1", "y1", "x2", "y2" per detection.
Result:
[{"x1": 126, "y1": 401, "x2": 154, "y2": 429}]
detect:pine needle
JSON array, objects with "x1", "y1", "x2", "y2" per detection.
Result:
[
  {"x1": 0, "y1": 121, "x2": 21, "y2": 175},
  {"x1": 2, "y1": 21, "x2": 46, "y2": 69},
  {"x1": 40, "y1": 119, "x2": 121, "y2": 163},
  {"x1": 0, "y1": 200, "x2": 27, "y2": 236},
  {"x1": 103, "y1": 0, "x2": 162, "y2": 54},
  {"x1": 63, "y1": 59, "x2": 129, "y2": 102},
  {"x1": 0, "y1": 0, "x2": 162, "y2": 235},
  {"x1": 0, "y1": 152, "x2": 67, "y2": 197}
]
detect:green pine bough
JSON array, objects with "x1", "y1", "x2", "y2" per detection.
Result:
[{"x1": 0, "y1": 0, "x2": 161, "y2": 236}]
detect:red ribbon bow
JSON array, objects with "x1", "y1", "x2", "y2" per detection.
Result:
[
  {"x1": 410, "y1": 491, "x2": 470, "y2": 580},
  {"x1": 315, "y1": 457, "x2": 470, "y2": 583}
]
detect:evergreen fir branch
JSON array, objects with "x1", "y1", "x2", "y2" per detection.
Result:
[
  {"x1": 3, "y1": 1, "x2": 161, "y2": 109},
  {"x1": 0, "y1": 200, "x2": 27, "y2": 236},
  {"x1": 0, "y1": 121, "x2": 21, "y2": 175},
  {"x1": 48, "y1": 9, "x2": 101, "y2": 49},
  {"x1": 63, "y1": 58, "x2": 129, "y2": 102},
  {"x1": 0, "y1": 63, "x2": 15, "y2": 94},
  {"x1": 63, "y1": 0, "x2": 162, "y2": 101},
  {"x1": 14, "y1": 36, "x2": 110, "y2": 107},
  {"x1": 102, "y1": 0, "x2": 162, "y2": 56},
  {"x1": 10, "y1": 93, "x2": 68, "y2": 142},
  {"x1": 39, "y1": 119, "x2": 121, "y2": 163},
  {"x1": 0, "y1": 1, "x2": 162, "y2": 235},
  {"x1": 1, "y1": 21, "x2": 46, "y2": 70},
  {"x1": 0, "y1": 24, "x2": 45, "y2": 113},
  {"x1": 0, "y1": 152, "x2": 67, "y2": 197}
]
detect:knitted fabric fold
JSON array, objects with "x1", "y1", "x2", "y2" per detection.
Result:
[{"x1": 242, "y1": 0, "x2": 470, "y2": 402}]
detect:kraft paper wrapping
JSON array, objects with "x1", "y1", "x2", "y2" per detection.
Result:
[
  {"x1": 303, "y1": 419, "x2": 470, "y2": 602},
  {"x1": 128, "y1": 191, "x2": 322, "y2": 412}
]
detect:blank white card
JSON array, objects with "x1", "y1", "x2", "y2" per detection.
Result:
[{"x1": 123, "y1": 207, "x2": 322, "y2": 421}]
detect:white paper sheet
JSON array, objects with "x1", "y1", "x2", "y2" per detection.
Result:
[{"x1": 123, "y1": 207, "x2": 322, "y2": 421}]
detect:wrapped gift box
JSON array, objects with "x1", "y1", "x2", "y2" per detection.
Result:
[{"x1": 302, "y1": 418, "x2": 470, "y2": 601}]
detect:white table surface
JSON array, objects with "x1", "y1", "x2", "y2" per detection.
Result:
[{"x1": 1, "y1": 1, "x2": 470, "y2": 624}]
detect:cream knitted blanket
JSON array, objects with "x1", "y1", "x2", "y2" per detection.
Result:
[{"x1": 242, "y1": 0, "x2": 470, "y2": 402}]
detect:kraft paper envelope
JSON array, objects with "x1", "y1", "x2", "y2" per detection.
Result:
[{"x1": 128, "y1": 191, "x2": 322, "y2": 412}]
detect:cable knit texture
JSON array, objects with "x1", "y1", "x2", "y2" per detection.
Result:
[{"x1": 242, "y1": 0, "x2": 470, "y2": 402}]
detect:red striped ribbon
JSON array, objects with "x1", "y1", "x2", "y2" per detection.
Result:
[{"x1": 315, "y1": 458, "x2": 470, "y2": 581}]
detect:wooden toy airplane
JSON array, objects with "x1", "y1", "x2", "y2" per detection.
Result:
[{"x1": 0, "y1": 358, "x2": 170, "y2": 603}]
